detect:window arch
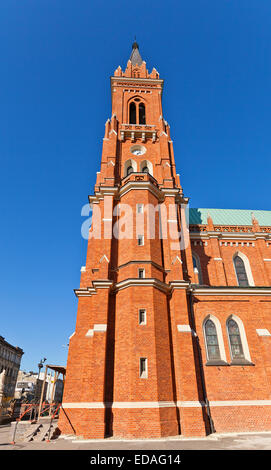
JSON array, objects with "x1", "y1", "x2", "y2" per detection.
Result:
[
  {"x1": 203, "y1": 315, "x2": 227, "y2": 364},
  {"x1": 124, "y1": 159, "x2": 137, "y2": 177},
  {"x1": 233, "y1": 252, "x2": 254, "y2": 287},
  {"x1": 139, "y1": 160, "x2": 153, "y2": 176},
  {"x1": 128, "y1": 98, "x2": 146, "y2": 125},
  {"x1": 226, "y1": 315, "x2": 252, "y2": 364},
  {"x1": 204, "y1": 319, "x2": 220, "y2": 361},
  {"x1": 129, "y1": 102, "x2": 136, "y2": 124},
  {"x1": 227, "y1": 318, "x2": 244, "y2": 359},
  {"x1": 192, "y1": 252, "x2": 203, "y2": 285}
]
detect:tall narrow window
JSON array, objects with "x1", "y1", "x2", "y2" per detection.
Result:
[
  {"x1": 139, "y1": 103, "x2": 146, "y2": 124},
  {"x1": 139, "y1": 358, "x2": 148, "y2": 378},
  {"x1": 138, "y1": 268, "x2": 145, "y2": 279},
  {"x1": 204, "y1": 319, "x2": 221, "y2": 361},
  {"x1": 129, "y1": 102, "x2": 136, "y2": 124},
  {"x1": 142, "y1": 166, "x2": 149, "y2": 173},
  {"x1": 234, "y1": 255, "x2": 249, "y2": 286},
  {"x1": 227, "y1": 319, "x2": 244, "y2": 360},
  {"x1": 137, "y1": 235, "x2": 144, "y2": 246},
  {"x1": 192, "y1": 253, "x2": 203, "y2": 285},
  {"x1": 137, "y1": 204, "x2": 144, "y2": 214},
  {"x1": 128, "y1": 100, "x2": 146, "y2": 125},
  {"x1": 139, "y1": 309, "x2": 146, "y2": 325}
]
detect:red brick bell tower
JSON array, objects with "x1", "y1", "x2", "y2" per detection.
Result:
[{"x1": 58, "y1": 42, "x2": 209, "y2": 439}]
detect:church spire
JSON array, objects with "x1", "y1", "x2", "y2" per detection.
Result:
[
  {"x1": 113, "y1": 40, "x2": 159, "y2": 79},
  {"x1": 129, "y1": 40, "x2": 143, "y2": 66}
]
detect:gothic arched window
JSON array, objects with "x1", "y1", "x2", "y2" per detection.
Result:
[
  {"x1": 234, "y1": 255, "x2": 249, "y2": 287},
  {"x1": 128, "y1": 99, "x2": 146, "y2": 125},
  {"x1": 129, "y1": 102, "x2": 136, "y2": 124},
  {"x1": 127, "y1": 165, "x2": 133, "y2": 176},
  {"x1": 139, "y1": 160, "x2": 153, "y2": 175},
  {"x1": 139, "y1": 103, "x2": 146, "y2": 124},
  {"x1": 227, "y1": 318, "x2": 244, "y2": 360},
  {"x1": 192, "y1": 255, "x2": 197, "y2": 269},
  {"x1": 192, "y1": 253, "x2": 203, "y2": 285},
  {"x1": 124, "y1": 159, "x2": 137, "y2": 177},
  {"x1": 204, "y1": 319, "x2": 221, "y2": 361}
]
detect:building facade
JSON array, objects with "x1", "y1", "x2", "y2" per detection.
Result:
[
  {"x1": 15, "y1": 370, "x2": 64, "y2": 403},
  {"x1": 15, "y1": 371, "x2": 36, "y2": 400},
  {"x1": 0, "y1": 336, "x2": 24, "y2": 400},
  {"x1": 58, "y1": 43, "x2": 271, "y2": 438}
]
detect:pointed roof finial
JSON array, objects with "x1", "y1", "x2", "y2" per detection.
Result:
[
  {"x1": 251, "y1": 211, "x2": 260, "y2": 232},
  {"x1": 207, "y1": 212, "x2": 214, "y2": 230},
  {"x1": 132, "y1": 35, "x2": 138, "y2": 49},
  {"x1": 130, "y1": 38, "x2": 143, "y2": 66}
]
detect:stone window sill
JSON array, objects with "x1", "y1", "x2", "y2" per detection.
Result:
[
  {"x1": 205, "y1": 359, "x2": 255, "y2": 367},
  {"x1": 205, "y1": 360, "x2": 229, "y2": 366},
  {"x1": 230, "y1": 359, "x2": 255, "y2": 366}
]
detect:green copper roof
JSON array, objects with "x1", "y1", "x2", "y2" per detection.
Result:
[{"x1": 189, "y1": 208, "x2": 271, "y2": 226}]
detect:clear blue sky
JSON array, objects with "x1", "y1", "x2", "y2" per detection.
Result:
[{"x1": 1, "y1": 1, "x2": 270, "y2": 373}]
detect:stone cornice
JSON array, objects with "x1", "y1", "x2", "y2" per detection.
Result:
[
  {"x1": 169, "y1": 280, "x2": 190, "y2": 290},
  {"x1": 190, "y1": 286, "x2": 271, "y2": 296},
  {"x1": 116, "y1": 260, "x2": 166, "y2": 273},
  {"x1": 89, "y1": 186, "x2": 119, "y2": 203},
  {"x1": 115, "y1": 278, "x2": 190, "y2": 294},
  {"x1": 74, "y1": 287, "x2": 97, "y2": 297},
  {"x1": 76, "y1": 278, "x2": 191, "y2": 297},
  {"x1": 114, "y1": 278, "x2": 169, "y2": 293},
  {"x1": 74, "y1": 280, "x2": 113, "y2": 298},
  {"x1": 189, "y1": 231, "x2": 271, "y2": 241},
  {"x1": 110, "y1": 76, "x2": 164, "y2": 87},
  {"x1": 76, "y1": 278, "x2": 190, "y2": 296},
  {"x1": 89, "y1": 180, "x2": 188, "y2": 206},
  {"x1": 189, "y1": 226, "x2": 271, "y2": 241},
  {"x1": 119, "y1": 179, "x2": 163, "y2": 201},
  {"x1": 160, "y1": 187, "x2": 181, "y2": 198},
  {"x1": 75, "y1": 280, "x2": 271, "y2": 298}
]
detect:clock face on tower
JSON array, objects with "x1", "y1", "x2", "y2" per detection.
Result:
[
  {"x1": 130, "y1": 145, "x2": 146, "y2": 156},
  {"x1": 132, "y1": 149, "x2": 143, "y2": 155}
]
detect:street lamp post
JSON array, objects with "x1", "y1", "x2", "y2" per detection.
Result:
[
  {"x1": 37, "y1": 358, "x2": 47, "y2": 381},
  {"x1": 36, "y1": 358, "x2": 47, "y2": 421},
  {"x1": 38, "y1": 364, "x2": 48, "y2": 421},
  {"x1": 36, "y1": 358, "x2": 46, "y2": 405}
]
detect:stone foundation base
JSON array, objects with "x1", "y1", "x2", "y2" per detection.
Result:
[
  {"x1": 58, "y1": 406, "x2": 181, "y2": 439},
  {"x1": 58, "y1": 404, "x2": 271, "y2": 439}
]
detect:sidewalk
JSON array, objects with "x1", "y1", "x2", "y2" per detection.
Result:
[{"x1": 1, "y1": 424, "x2": 271, "y2": 450}]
